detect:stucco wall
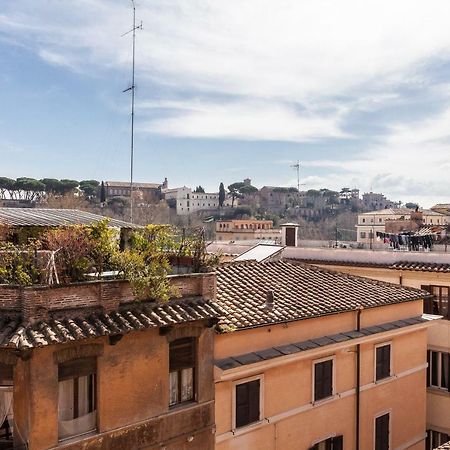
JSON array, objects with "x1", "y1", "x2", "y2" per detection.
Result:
[
  {"x1": 215, "y1": 307, "x2": 428, "y2": 450},
  {"x1": 13, "y1": 325, "x2": 215, "y2": 450}
]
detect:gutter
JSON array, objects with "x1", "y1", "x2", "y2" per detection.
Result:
[{"x1": 356, "y1": 306, "x2": 362, "y2": 450}]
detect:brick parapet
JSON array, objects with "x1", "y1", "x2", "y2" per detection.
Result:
[{"x1": 0, "y1": 272, "x2": 216, "y2": 323}]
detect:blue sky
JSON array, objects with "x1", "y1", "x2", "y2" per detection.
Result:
[{"x1": 2, "y1": 1, "x2": 450, "y2": 207}]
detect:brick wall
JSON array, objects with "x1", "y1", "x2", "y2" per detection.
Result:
[{"x1": 1, "y1": 272, "x2": 216, "y2": 323}]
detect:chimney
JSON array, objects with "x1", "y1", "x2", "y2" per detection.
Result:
[{"x1": 266, "y1": 290, "x2": 275, "y2": 309}]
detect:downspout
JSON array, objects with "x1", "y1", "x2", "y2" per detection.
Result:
[{"x1": 356, "y1": 306, "x2": 363, "y2": 450}]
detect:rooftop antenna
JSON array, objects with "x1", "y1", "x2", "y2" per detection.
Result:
[
  {"x1": 122, "y1": 0, "x2": 142, "y2": 223},
  {"x1": 291, "y1": 160, "x2": 301, "y2": 191}
]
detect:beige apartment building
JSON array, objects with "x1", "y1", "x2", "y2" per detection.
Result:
[
  {"x1": 215, "y1": 220, "x2": 281, "y2": 243},
  {"x1": 282, "y1": 246, "x2": 450, "y2": 449},
  {"x1": 213, "y1": 260, "x2": 437, "y2": 450},
  {"x1": 356, "y1": 208, "x2": 448, "y2": 244}
]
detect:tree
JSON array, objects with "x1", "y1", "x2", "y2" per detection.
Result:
[
  {"x1": 59, "y1": 179, "x2": 79, "y2": 195},
  {"x1": 405, "y1": 202, "x2": 419, "y2": 210},
  {"x1": 43, "y1": 226, "x2": 94, "y2": 284},
  {"x1": 100, "y1": 181, "x2": 106, "y2": 203},
  {"x1": 15, "y1": 177, "x2": 46, "y2": 200},
  {"x1": 40, "y1": 178, "x2": 62, "y2": 195},
  {"x1": 193, "y1": 186, "x2": 205, "y2": 193},
  {"x1": 239, "y1": 184, "x2": 258, "y2": 196},
  {"x1": 219, "y1": 182, "x2": 226, "y2": 208},
  {"x1": 80, "y1": 180, "x2": 100, "y2": 199},
  {"x1": 0, "y1": 177, "x2": 15, "y2": 199},
  {"x1": 228, "y1": 182, "x2": 245, "y2": 208}
]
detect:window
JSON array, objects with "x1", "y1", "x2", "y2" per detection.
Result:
[
  {"x1": 58, "y1": 357, "x2": 96, "y2": 440},
  {"x1": 234, "y1": 377, "x2": 261, "y2": 429},
  {"x1": 310, "y1": 436, "x2": 343, "y2": 450},
  {"x1": 360, "y1": 232, "x2": 366, "y2": 239},
  {"x1": 427, "y1": 350, "x2": 450, "y2": 390},
  {"x1": 426, "y1": 429, "x2": 450, "y2": 450},
  {"x1": 0, "y1": 364, "x2": 13, "y2": 445},
  {"x1": 422, "y1": 285, "x2": 450, "y2": 319},
  {"x1": 375, "y1": 344, "x2": 391, "y2": 381},
  {"x1": 314, "y1": 358, "x2": 333, "y2": 402},
  {"x1": 169, "y1": 338, "x2": 196, "y2": 406},
  {"x1": 375, "y1": 413, "x2": 390, "y2": 450}
]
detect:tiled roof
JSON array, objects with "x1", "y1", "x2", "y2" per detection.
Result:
[
  {"x1": 215, "y1": 261, "x2": 429, "y2": 332},
  {"x1": 216, "y1": 315, "x2": 433, "y2": 370},
  {"x1": 283, "y1": 257, "x2": 450, "y2": 274},
  {"x1": 390, "y1": 261, "x2": 450, "y2": 273},
  {"x1": 0, "y1": 208, "x2": 140, "y2": 229},
  {"x1": 0, "y1": 299, "x2": 223, "y2": 350}
]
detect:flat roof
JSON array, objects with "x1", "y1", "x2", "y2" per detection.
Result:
[{"x1": 0, "y1": 208, "x2": 140, "y2": 229}]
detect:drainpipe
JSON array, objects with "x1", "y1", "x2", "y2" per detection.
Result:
[{"x1": 356, "y1": 306, "x2": 363, "y2": 450}]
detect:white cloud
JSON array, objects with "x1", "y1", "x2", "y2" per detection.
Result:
[
  {"x1": 4, "y1": 0, "x2": 450, "y2": 143},
  {"x1": 143, "y1": 100, "x2": 347, "y2": 141},
  {"x1": 2, "y1": 0, "x2": 450, "y2": 206},
  {"x1": 299, "y1": 107, "x2": 450, "y2": 206}
]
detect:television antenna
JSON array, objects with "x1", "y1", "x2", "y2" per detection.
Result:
[
  {"x1": 290, "y1": 160, "x2": 302, "y2": 191},
  {"x1": 122, "y1": 0, "x2": 143, "y2": 223}
]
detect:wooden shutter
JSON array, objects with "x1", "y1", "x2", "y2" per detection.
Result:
[
  {"x1": 375, "y1": 413, "x2": 389, "y2": 450},
  {"x1": 332, "y1": 435, "x2": 343, "y2": 450},
  {"x1": 421, "y1": 285, "x2": 433, "y2": 314},
  {"x1": 0, "y1": 363, "x2": 13, "y2": 384},
  {"x1": 169, "y1": 338, "x2": 195, "y2": 371},
  {"x1": 315, "y1": 360, "x2": 333, "y2": 401},
  {"x1": 427, "y1": 351, "x2": 431, "y2": 387},
  {"x1": 376, "y1": 345, "x2": 390, "y2": 380},
  {"x1": 235, "y1": 379, "x2": 260, "y2": 428}
]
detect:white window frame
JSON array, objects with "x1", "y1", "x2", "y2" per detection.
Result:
[
  {"x1": 374, "y1": 341, "x2": 393, "y2": 383},
  {"x1": 373, "y1": 409, "x2": 392, "y2": 450},
  {"x1": 429, "y1": 349, "x2": 450, "y2": 390},
  {"x1": 312, "y1": 355, "x2": 336, "y2": 404},
  {"x1": 311, "y1": 433, "x2": 338, "y2": 448},
  {"x1": 232, "y1": 374, "x2": 264, "y2": 431}
]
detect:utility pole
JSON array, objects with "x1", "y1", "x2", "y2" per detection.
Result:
[{"x1": 123, "y1": 0, "x2": 142, "y2": 223}]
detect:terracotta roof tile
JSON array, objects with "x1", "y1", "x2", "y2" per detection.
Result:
[
  {"x1": 215, "y1": 260, "x2": 429, "y2": 332},
  {"x1": 0, "y1": 299, "x2": 223, "y2": 350}
]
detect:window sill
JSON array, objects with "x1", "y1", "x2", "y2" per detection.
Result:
[
  {"x1": 169, "y1": 400, "x2": 198, "y2": 411},
  {"x1": 374, "y1": 375, "x2": 394, "y2": 385},
  {"x1": 58, "y1": 429, "x2": 97, "y2": 445},
  {"x1": 427, "y1": 387, "x2": 450, "y2": 396},
  {"x1": 312, "y1": 394, "x2": 338, "y2": 406},
  {"x1": 232, "y1": 419, "x2": 266, "y2": 436}
]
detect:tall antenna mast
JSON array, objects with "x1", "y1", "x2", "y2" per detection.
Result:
[
  {"x1": 123, "y1": 0, "x2": 142, "y2": 223},
  {"x1": 291, "y1": 160, "x2": 300, "y2": 191}
]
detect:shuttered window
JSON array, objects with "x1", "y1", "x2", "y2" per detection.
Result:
[
  {"x1": 376, "y1": 344, "x2": 391, "y2": 381},
  {"x1": 169, "y1": 338, "x2": 196, "y2": 406},
  {"x1": 314, "y1": 359, "x2": 333, "y2": 401},
  {"x1": 309, "y1": 435, "x2": 343, "y2": 450},
  {"x1": 375, "y1": 413, "x2": 390, "y2": 450},
  {"x1": 235, "y1": 379, "x2": 260, "y2": 428}
]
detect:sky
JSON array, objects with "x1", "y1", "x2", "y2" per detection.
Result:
[{"x1": 1, "y1": 1, "x2": 450, "y2": 207}]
